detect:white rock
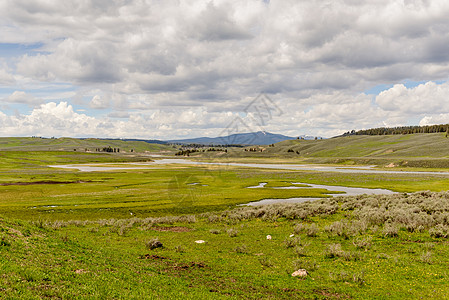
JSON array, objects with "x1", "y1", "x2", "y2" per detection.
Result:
[
  {"x1": 195, "y1": 240, "x2": 206, "y2": 244},
  {"x1": 292, "y1": 269, "x2": 308, "y2": 277},
  {"x1": 266, "y1": 235, "x2": 272, "y2": 240},
  {"x1": 289, "y1": 234, "x2": 295, "y2": 237}
]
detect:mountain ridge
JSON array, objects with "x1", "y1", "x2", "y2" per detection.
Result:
[{"x1": 167, "y1": 131, "x2": 312, "y2": 145}]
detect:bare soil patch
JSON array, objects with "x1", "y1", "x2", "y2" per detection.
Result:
[{"x1": 139, "y1": 254, "x2": 168, "y2": 260}]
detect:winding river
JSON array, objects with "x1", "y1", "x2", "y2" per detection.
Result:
[
  {"x1": 49, "y1": 158, "x2": 449, "y2": 205},
  {"x1": 50, "y1": 158, "x2": 449, "y2": 176}
]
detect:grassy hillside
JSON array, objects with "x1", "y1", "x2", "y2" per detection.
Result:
[
  {"x1": 274, "y1": 133, "x2": 449, "y2": 158},
  {"x1": 0, "y1": 137, "x2": 174, "y2": 153},
  {"x1": 2, "y1": 192, "x2": 449, "y2": 299},
  {"x1": 191, "y1": 133, "x2": 449, "y2": 168}
]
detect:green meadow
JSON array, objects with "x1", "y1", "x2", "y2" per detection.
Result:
[{"x1": 2, "y1": 136, "x2": 449, "y2": 298}]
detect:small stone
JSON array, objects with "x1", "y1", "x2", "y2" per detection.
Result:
[
  {"x1": 289, "y1": 234, "x2": 295, "y2": 237},
  {"x1": 292, "y1": 269, "x2": 308, "y2": 277},
  {"x1": 195, "y1": 240, "x2": 206, "y2": 244},
  {"x1": 266, "y1": 235, "x2": 272, "y2": 240}
]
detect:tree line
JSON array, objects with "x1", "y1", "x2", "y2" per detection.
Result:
[
  {"x1": 343, "y1": 124, "x2": 449, "y2": 136},
  {"x1": 95, "y1": 147, "x2": 120, "y2": 153},
  {"x1": 175, "y1": 147, "x2": 228, "y2": 156}
]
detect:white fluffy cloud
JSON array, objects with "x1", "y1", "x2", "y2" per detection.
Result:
[
  {"x1": 89, "y1": 95, "x2": 109, "y2": 109},
  {"x1": 0, "y1": 68, "x2": 15, "y2": 85},
  {"x1": 1, "y1": 0, "x2": 449, "y2": 138},
  {"x1": 0, "y1": 102, "x2": 243, "y2": 139},
  {"x1": 4, "y1": 91, "x2": 41, "y2": 105},
  {"x1": 376, "y1": 82, "x2": 449, "y2": 114}
]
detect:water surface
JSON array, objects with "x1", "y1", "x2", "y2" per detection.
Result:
[
  {"x1": 243, "y1": 182, "x2": 396, "y2": 206},
  {"x1": 50, "y1": 158, "x2": 449, "y2": 176}
]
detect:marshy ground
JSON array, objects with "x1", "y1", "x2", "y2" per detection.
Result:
[{"x1": 2, "y1": 136, "x2": 449, "y2": 298}]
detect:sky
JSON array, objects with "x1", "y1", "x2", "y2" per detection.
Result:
[{"x1": 1, "y1": 0, "x2": 449, "y2": 140}]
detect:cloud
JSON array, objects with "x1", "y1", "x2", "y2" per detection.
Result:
[
  {"x1": 108, "y1": 111, "x2": 130, "y2": 119},
  {"x1": 191, "y1": 2, "x2": 253, "y2": 41},
  {"x1": 17, "y1": 38, "x2": 123, "y2": 84},
  {"x1": 419, "y1": 114, "x2": 449, "y2": 126},
  {"x1": 376, "y1": 81, "x2": 449, "y2": 114},
  {"x1": 0, "y1": 101, "x2": 240, "y2": 139},
  {"x1": 89, "y1": 95, "x2": 109, "y2": 109},
  {"x1": 0, "y1": 67, "x2": 15, "y2": 85},
  {"x1": 4, "y1": 91, "x2": 42, "y2": 105},
  {"x1": 2, "y1": 1, "x2": 449, "y2": 138}
]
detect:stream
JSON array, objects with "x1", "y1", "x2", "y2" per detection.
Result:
[
  {"x1": 50, "y1": 158, "x2": 449, "y2": 176},
  {"x1": 49, "y1": 158, "x2": 448, "y2": 206}
]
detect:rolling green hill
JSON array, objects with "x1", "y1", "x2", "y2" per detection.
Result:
[
  {"x1": 208, "y1": 133, "x2": 449, "y2": 168},
  {"x1": 271, "y1": 133, "x2": 449, "y2": 158},
  {"x1": 0, "y1": 137, "x2": 174, "y2": 153}
]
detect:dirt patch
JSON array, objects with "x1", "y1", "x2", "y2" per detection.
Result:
[
  {"x1": 6, "y1": 227, "x2": 23, "y2": 237},
  {"x1": 314, "y1": 289, "x2": 350, "y2": 299},
  {"x1": 0, "y1": 180, "x2": 92, "y2": 186},
  {"x1": 173, "y1": 262, "x2": 206, "y2": 270},
  {"x1": 150, "y1": 226, "x2": 192, "y2": 232},
  {"x1": 282, "y1": 288, "x2": 304, "y2": 293},
  {"x1": 139, "y1": 254, "x2": 206, "y2": 272},
  {"x1": 139, "y1": 254, "x2": 168, "y2": 260}
]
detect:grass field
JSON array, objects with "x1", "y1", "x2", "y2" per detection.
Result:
[
  {"x1": 1, "y1": 151, "x2": 449, "y2": 221},
  {"x1": 0, "y1": 137, "x2": 174, "y2": 153},
  {"x1": 2, "y1": 192, "x2": 449, "y2": 299},
  {"x1": 2, "y1": 135, "x2": 449, "y2": 298}
]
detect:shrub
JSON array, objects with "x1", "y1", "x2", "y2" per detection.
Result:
[
  {"x1": 306, "y1": 223, "x2": 319, "y2": 237},
  {"x1": 292, "y1": 259, "x2": 318, "y2": 272},
  {"x1": 349, "y1": 220, "x2": 368, "y2": 236},
  {"x1": 352, "y1": 271, "x2": 366, "y2": 286},
  {"x1": 420, "y1": 251, "x2": 432, "y2": 264},
  {"x1": 324, "y1": 243, "x2": 358, "y2": 261},
  {"x1": 259, "y1": 257, "x2": 274, "y2": 268},
  {"x1": 118, "y1": 225, "x2": 130, "y2": 236},
  {"x1": 352, "y1": 236, "x2": 372, "y2": 250},
  {"x1": 227, "y1": 228, "x2": 238, "y2": 237},
  {"x1": 294, "y1": 223, "x2": 307, "y2": 234},
  {"x1": 325, "y1": 243, "x2": 344, "y2": 259},
  {"x1": 429, "y1": 224, "x2": 449, "y2": 238},
  {"x1": 295, "y1": 223, "x2": 319, "y2": 237},
  {"x1": 146, "y1": 238, "x2": 163, "y2": 250},
  {"x1": 234, "y1": 245, "x2": 248, "y2": 254},
  {"x1": 88, "y1": 226, "x2": 99, "y2": 233},
  {"x1": 294, "y1": 246, "x2": 308, "y2": 257},
  {"x1": 178, "y1": 215, "x2": 196, "y2": 223},
  {"x1": 382, "y1": 223, "x2": 399, "y2": 237},
  {"x1": 32, "y1": 219, "x2": 46, "y2": 229},
  {"x1": 325, "y1": 220, "x2": 348, "y2": 239},
  {"x1": 329, "y1": 270, "x2": 365, "y2": 286},
  {"x1": 284, "y1": 236, "x2": 301, "y2": 248},
  {"x1": 209, "y1": 229, "x2": 221, "y2": 234}
]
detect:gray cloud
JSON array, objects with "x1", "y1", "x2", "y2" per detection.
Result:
[{"x1": 2, "y1": 0, "x2": 449, "y2": 138}]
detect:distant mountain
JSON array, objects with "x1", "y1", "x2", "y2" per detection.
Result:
[
  {"x1": 121, "y1": 138, "x2": 168, "y2": 145},
  {"x1": 168, "y1": 131, "x2": 299, "y2": 145}
]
